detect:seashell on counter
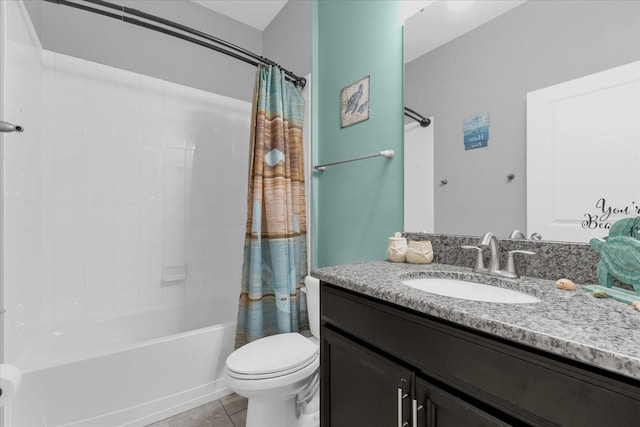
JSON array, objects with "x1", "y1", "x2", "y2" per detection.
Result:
[
  {"x1": 555, "y1": 278, "x2": 576, "y2": 291},
  {"x1": 592, "y1": 289, "x2": 608, "y2": 298}
]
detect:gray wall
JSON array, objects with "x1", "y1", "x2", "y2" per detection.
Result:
[
  {"x1": 25, "y1": 0, "x2": 264, "y2": 102},
  {"x1": 264, "y1": 0, "x2": 312, "y2": 79},
  {"x1": 405, "y1": 0, "x2": 640, "y2": 238},
  {"x1": 23, "y1": 0, "x2": 42, "y2": 33},
  {"x1": 24, "y1": 0, "x2": 313, "y2": 104}
]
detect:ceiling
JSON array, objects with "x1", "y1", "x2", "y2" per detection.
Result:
[
  {"x1": 191, "y1": 0, "x2": 288, "y2": 31},
  {"x1": 404, "y1": 0, "x2": 527, "y2": 63},
  {"x1": 191, "y1": 0, "x2": 527, "y2": 62}
]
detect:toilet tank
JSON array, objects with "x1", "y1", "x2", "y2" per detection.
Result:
[{"x1": 304, "y1": 276, "x2": 320, "y2": 339}]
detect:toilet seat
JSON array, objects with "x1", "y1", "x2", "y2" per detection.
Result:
[{"x1": 226, "y1": 333, "x2": 319, "y2": 380}]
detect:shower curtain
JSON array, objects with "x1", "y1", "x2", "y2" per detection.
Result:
[{"x1": 235, "y1": 65, "x2": 309, "y2": 348}]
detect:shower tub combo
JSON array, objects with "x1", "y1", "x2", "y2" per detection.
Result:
[{"x1": 2, "y1": 2, "x2": 261, "y2": 426}]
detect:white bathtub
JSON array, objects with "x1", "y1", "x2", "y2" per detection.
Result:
[{"x1": 10, "y1": 301, "x2": 237, "y2": 427}]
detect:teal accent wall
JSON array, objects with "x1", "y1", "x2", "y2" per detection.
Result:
[{"x1": 313, "y1": 1, "x2": 404, "y2": 267}]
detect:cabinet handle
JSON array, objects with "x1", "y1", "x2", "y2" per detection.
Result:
[
  {"x1": 397, "y1": 387, "x2": 410, "y2": 427},
  {"x1": 411, "y1": 399, "x2": 424, "y2": 427},
  {"x1": 397, "y1": 387, "x2": 403, "y2": 427}
]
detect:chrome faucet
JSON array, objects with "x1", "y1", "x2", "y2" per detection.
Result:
[
  {"x1": 479, "y1": 232, "x2": 501, "y2": 273},
  {"x1": 462, "y1": 232, "x2": 536, "y2": 279}
]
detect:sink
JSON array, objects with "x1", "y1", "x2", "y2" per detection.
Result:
[{"x1": 401, "y1": 278, "x2": 540, "y2": 304}]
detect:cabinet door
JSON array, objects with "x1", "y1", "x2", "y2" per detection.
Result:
[
  {"x1": 321, "y1": 326, "x2": 413, "y2": 427},
  {"x1": 415, "y1": 377, "x2": 512, "y2": 427}
]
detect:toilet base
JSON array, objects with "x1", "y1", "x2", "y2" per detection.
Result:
[
  {"x1": 224, "y1": 333, "x2": 320, "y2": 427},
  {"x1": 246, "y1": 395, "x2": 297, "y2": 427}
]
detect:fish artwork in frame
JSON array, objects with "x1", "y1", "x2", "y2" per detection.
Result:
[{"x1": 341, "y1": 75, "x2": 370, "y2": 128}]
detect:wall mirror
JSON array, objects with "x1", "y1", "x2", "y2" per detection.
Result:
[{"x1": 403, "y1": 0, "x2": 640, "y2": 243}]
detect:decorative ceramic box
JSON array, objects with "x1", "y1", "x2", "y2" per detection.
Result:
[
  {"x1": 387, "y1": 232, "x2": 408, "y2": 263},
  {"x1": 406, "y1": 240, "x2": 434, "y2": 264}
]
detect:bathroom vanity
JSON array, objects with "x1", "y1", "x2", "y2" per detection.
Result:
[{"x1": 313, "y1": 261, "x2": 640, "y2": 427}]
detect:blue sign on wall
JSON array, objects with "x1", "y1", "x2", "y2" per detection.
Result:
[{"x1": 463, "y1": 113, "x2": 490, "y2": 150}]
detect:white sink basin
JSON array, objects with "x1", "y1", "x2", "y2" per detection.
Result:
[{"x1": 402, "y1": 278, "x2": 540, "y2": 304}]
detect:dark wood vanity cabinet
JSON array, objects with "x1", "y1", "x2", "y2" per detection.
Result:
[
  {"x1": 322, "y1": 325, "x2": 508, "y2": 427},
  {"x1": 320, "y1": 283, "x2": 640, "y2": 427},
  {"x1": 414, "y1": 377, "x2": 511, "y2": 427},
  {"x1": 321, "y1": 327, "x2": 414, "y2": 426}
]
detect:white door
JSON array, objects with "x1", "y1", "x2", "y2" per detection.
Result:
[
  {"x1": 527, "y1": 61, "x2": 640, "y2": 242},
  {"x1": 404, "y1": 120, "x2": 434, "y2": 233}
]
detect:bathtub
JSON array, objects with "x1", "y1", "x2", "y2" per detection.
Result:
[{"x1": 10, "y1": 300, "x2": 237, "y2": 427}]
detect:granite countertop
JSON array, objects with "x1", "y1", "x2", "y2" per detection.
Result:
[{"x1": 312, "y1": 260, "x2": 640, "y2": 381}]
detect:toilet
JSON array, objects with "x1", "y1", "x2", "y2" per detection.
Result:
[{"x1": 225, "y1": 276, "x2": 320, "y2": 427}]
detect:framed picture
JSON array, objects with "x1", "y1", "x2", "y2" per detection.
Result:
[{"x1": 341, "y1": 75, "x2": 370, "y2": 128}]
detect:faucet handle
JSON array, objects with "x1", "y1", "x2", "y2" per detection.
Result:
[
  {"x1": 461, "y1": 245, "x2": 486, "y2": 273},
  {"x1": 509, "y1": 229, "x2": 526, "y2": 239},
  {"x1": 506, "y1": 250, "x2": 536, "y2": 276}
]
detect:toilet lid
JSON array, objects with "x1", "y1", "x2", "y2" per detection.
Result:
[{"x1": 226, "y1": 333, "x2": 318, "y2": 379}]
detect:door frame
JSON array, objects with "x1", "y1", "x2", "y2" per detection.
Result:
[{"x1": 404, "y1": 118, "x2": 434, "y2": 233}]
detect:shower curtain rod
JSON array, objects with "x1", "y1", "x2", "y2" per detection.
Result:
[
  {"x1": 43, "y1": 0, "x2": 307, "y2": 88},
  {"x1": 404, "y1": 107, "x2": 431, "y2": 127}
]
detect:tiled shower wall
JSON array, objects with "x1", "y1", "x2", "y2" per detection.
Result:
[
  {"x1": 4, "y1": 1, "x2": 251, "y2": 365},
  {"x1": 39, "y1": 52, "x2": 251, "y2": 324},
  {"x1": 2, "y1": 0, "x2": 43, "y2": 363}
]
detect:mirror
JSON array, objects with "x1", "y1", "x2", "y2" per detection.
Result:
[{"x1": 403, "y1": 0, "x2": 640, "y2": 242}]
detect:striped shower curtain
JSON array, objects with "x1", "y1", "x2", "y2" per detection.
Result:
[{"x1": 235, "y1": 65, "x2": 309, "y2": 348}]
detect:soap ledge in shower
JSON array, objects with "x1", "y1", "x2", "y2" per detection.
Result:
[{"x1": 162, "y1": 266, "x2": 187, "y2": 283}]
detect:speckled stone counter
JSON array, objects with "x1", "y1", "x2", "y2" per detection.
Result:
[
  {"x1": 403, "y1": 232, "x2": 601, "y2": 285},
  {"x1": 312, "y1": 261, "x2": 640, "y2": 381}
]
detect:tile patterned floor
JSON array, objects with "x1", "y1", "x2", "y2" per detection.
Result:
[{"x1": 147, "y1": 394, "x2": 247, "y2": 427}]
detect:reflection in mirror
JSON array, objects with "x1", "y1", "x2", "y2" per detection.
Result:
[
  {"x1": 404, "y1": 0, "x2": 640, "y2": 242},
  {"x1": 527, "y1": 61, "x2": 640, "y2": 243}
]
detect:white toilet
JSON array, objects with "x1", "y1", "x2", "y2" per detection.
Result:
[{"x1": 225, "y1": 276, "x2": 320, "y2": 427}]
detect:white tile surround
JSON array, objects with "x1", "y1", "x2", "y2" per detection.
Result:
[
  {"x1": 3, "y1": 0, "x2": 251, "y2": 365},
  {"x1": 2, "y1": 0, "x2": 44, "y2": 365},
  {"x1": 40, "y1": 52, "x2": 251, "y2": 324}
]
